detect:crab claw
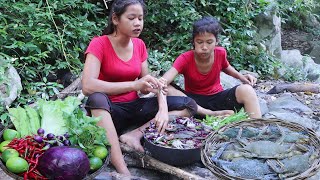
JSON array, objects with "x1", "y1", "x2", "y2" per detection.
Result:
[{"x1": 172, "y1": 139, "x2": 184, "y2": 149}]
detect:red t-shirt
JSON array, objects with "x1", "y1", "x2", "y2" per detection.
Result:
[
  {"x1": 173, "y1": 47, "x2": 229, "y2": 95},
  {"x1": 85, "y1": 35, "x2": 148, "y2": 102}
]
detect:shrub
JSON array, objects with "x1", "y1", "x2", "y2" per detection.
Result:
[{"x1": 0, "y1": 0, "x2": 107, "y2": 103}]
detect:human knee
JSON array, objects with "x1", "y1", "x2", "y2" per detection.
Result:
[
  {"x1": 85, "y1": 92, "x2": 112, "y2": 114},
  {"x1": 235, "y1": 84, "x2": 258, "y2": 103},
  {"x1": 237, "y1": 84, "x2": 257, "y2": 96},
  {"x1": 184, "y1": 97, "x2": 198, "y2": 116}
]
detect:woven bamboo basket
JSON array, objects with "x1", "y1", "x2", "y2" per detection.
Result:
[
  {"x1": 201, "y1": 118, "x2": 320, "y2": 180},
  {"x1": 0, "y1": 124, "x2": 110, "y2": 180}
]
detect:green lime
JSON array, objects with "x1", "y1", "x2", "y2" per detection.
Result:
[
  {"x1": 1, "y1": 149, "x2": 19, "y2": 163},
  {"x1": 0, "y1": 141, "x2": 11, "y2": 152},
  {"x1": 93, "y1": 146, "x2": 108, "y2": 160},
  {"x1": 6, "y1": 157, "x2": 29, "y2": 174},
  {"x1": 3, "y1": 129, "x2": 20, "y2": 141},
  {"x1": 89, "y1": 157, "x2": 103, "y2": 171}
]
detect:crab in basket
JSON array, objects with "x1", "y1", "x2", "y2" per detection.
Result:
[
  {"x1": 144, "y1": 116, "x2": 211, "y2": 149},
  {"x1": 203, "y1": 119, "x2": 320, "y2": 180}
]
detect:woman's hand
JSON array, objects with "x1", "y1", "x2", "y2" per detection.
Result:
[{"x1": 241, "y1": 74, "x2": 257, "y2": 86}]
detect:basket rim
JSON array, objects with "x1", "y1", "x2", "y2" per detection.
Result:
[
  {"x1": 0, "y1": 124, "x2": 111, "y2": 180},
  {"x1": 201, "y1": 118, "x2": 320, "y2": 180}
]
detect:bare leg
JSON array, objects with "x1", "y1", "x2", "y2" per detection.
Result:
[
  {"x1": 235, "y1": 84, "x2": 262, "y2": 118},
  {"x1": 91, "y1": 109, "x2": 131, "y2": 176},
  {"x1": 167, "y1": 85, "x2": 232, "y2": 117},
  {"x1": 197, "y1": 106, "x2": 234, "y2": 117}
]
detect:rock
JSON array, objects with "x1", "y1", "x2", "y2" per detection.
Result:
[
  {"x1": 280, "y1": 50, "x2": 320, "y2": 82},
  {"x1": 280, "y1": 49, "x2": 304, "y2": 67},
  {"x1": 254, "y1": 0, "x2": 282, "y2": 58},
  {"x1": 309, "y1": 41, "x2": 320, "y2": 64},
  {"x1": 0, "y1": 64, "x2": 22, "y2": 107},
  {"x1": 220, "y1": 72, "x2": 241, "y2": 89},
  {"x1": 268, "y1": 93, "x2": 312, "y2": 113}
]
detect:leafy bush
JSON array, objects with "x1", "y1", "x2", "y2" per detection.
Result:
[
  {"x1": 1, "y1": 0, "x2": 318, "y2": 110},
  {"x1": 277, "y1": 0, "x2": 319, "y2": 28},
  {"x1": 143, "y1": 0, "x2": 201, "y2": 72},
  {"x1": 0, "y1": 0, "x2": 106, "y2": 103},
  {"x1": 144, "y1": 0, "x2": 276, "y2": 76},
  {"x1": 0, "y1": 55, "x2": 12, "y2": 125}
]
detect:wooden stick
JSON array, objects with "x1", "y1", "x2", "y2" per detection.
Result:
[
  {"x1": 55, "y1": 74, "x2": 82, "y2": 99},
  {"x1": 267, "y1": 83, "x2": 320, "y2": 94},
  {"x1": 120, "y1": 143, "x2": 207, "y2": 180}
]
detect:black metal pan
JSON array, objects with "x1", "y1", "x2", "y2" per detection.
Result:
[{"x1": 143, "y1": 135, "x2": 201, "y2": 166}]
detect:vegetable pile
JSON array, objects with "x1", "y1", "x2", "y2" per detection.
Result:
[{"x1": 0, "y1": 97, "x2": 110, "y2": 180}]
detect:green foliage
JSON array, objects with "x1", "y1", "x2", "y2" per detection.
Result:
[
  {"x1": 148, "y1": 50, "x2": 173, "y2": 74},
  {"x1": 0, "y1": 0, "x2": 106, "y2": 104},
  {"x1": 144, "y1": 0, "x2": 201, "y2": 70},
  {"x1": 197, "y1": 0, "x2": 274, "y2": 76},
  {"x1": 277, "y1": 0, "x2": 318, "y2": 28},
  {"x1": 144, "y1": 0, "x2": 318, "y2": 79},
  {"x1": 0, "y1": 55, "x2": 13, "y2": 126},
  {"x1": 202, "y1": 108, "x2": 248, "y2": 130},
  {"x1": 144, "y1": 0, "x2": 277, "y2": 77},
  {"x1": 1, "y1": 0, "x2": 317, "y2": 110},
  {"x1": 0, "y1": 55, "x2": 11, "y2": 86}
]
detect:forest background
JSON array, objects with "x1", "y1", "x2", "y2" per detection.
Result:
[{"x1": 1, "y1": 0, "x2": 320, "y2": 125}]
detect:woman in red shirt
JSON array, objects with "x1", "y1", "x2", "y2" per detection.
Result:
[
  {"x1": 82, "y1": 0, "x2": 197, "y2": 175},
  {"x1": 163, "y1": 16, "x2": 261, "y2": 119}
]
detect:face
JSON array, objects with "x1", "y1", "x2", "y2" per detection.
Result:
[
  {"x1": 193, "y1": 32, "x2": 217, "y2": 61},
  {"x1": 113, "y1": 4, "x2": 144, "y2": 37}
]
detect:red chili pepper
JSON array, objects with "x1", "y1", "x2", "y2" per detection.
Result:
[{"x1": 5, "y1": 137, "x2": 49, "y2": 180}]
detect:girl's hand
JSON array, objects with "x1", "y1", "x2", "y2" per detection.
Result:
[
  {"x1": 158, "y1": 77, "x2": 168, "y2": 95},
  {"x1": 241, "y1": 74, "x2": 257, "y2": 86},
  {"x1": 135, "y1": 75, "x2": 159, "y2": 92},
  {"x1": 154, "y1": 110, "x2": 169, "y2": 134}
]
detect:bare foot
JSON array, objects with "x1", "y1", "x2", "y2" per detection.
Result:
[
  {"x1": 119, "y1": 130, "x2": 144, "y2": 152},
  {"x1": 116, "y1": 167, "x2": 131, "y2": 176}
]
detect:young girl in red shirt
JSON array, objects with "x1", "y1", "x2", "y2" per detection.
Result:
[{"x1": 163, "y1": 16, "x2": 261, "y2": 119}]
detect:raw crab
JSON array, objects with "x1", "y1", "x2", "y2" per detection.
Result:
[
  {"x1": 220, "y1": 126, "x2": 259, "y2": 139},
  {"x1": 211, "y1": 143, "x2": 277, "y2": 179},
  {"x1": 267, "y1": 146, "x2": 318, "y2": 175},
  {"x1": 235, "y1": 139, "x2": 295, "y2": 159},
  {"x1": 233, "y1": 125, "x2": 303, "y2": 159}
]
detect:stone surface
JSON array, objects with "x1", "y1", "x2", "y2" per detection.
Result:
[{"x1": 0, "y1": 64, "x2": 22, "y2": 107}]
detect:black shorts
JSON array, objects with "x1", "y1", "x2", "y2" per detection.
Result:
[
  {"x1": 85, "y1": 92, "x2": 197, "y2": 134},
  {"x1": 186, "y1": 86, "x2": 243, "y2": 114}
]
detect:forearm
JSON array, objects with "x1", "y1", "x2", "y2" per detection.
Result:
[
  {"x1": 157, "y1": 89, "x2": 168, "y2": 113},
  {"x1": 82, "y1": 78, "x2": 136, "y2": 96},
  {"x1": 223, "y1": 66, "x2": 245, "y2": 80}
]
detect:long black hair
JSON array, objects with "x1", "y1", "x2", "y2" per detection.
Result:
[
  {"x1": 192, "y1": 16, "x2": 222, "y2": 43},
  {"x1": 102, "y1": 0, "x2": 147, "y2": 35}
]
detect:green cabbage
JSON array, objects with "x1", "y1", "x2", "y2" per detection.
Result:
[{"x1": 38, "y1": 96, "x2": 81, "y2": 135}]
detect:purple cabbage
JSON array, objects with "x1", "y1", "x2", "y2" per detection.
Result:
[{"x1": 38, "y1": 146, "x2": 90, "y2": 180}]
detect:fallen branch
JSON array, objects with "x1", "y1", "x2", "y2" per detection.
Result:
[
  {"x1": 267, "y1": 83, "x2": 320, "y2": 94},
  {"x1": 120, "y1": 143, "x2": 207, "y2": 180},
  {"x1": 55, "y1": 75, "x2": 82, "y2": 99}
]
